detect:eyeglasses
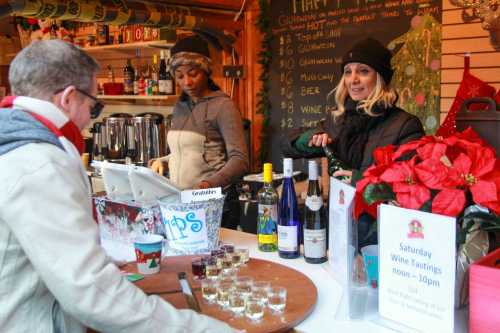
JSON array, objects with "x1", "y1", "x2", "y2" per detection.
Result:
[
  {"x1": 76, "y1": 88, "x2": 104, "y2": 119},
  {"x1": 54, "y1": 87, "x2": 104, "y2": 119}
]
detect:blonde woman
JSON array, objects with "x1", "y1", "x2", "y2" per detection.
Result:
[{"x1": 282, "y1": 37, "x2": 424, "y2": 185}]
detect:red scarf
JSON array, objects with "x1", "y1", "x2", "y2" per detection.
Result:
[{"x1": 0, "y1": 96, "x2": 85, "y2": 155}]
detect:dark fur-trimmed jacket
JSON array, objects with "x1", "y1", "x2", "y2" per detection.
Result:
[{"x1": 281, "y1": 105, "x2": 425, "y2": 182}]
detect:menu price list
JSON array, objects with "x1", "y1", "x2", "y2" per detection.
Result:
[{"x1": 268, "y1": 0, "x2": 440, "y2": 168}]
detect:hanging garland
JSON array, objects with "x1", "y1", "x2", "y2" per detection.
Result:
[{"x1": 256, "y1": 0, "x2": 272, "y2": 164}]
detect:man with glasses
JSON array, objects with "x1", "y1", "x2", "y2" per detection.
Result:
[{"x1": 0, "y1": 40, "x2": 235, "y2": 332}]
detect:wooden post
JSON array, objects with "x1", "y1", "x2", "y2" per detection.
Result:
[{"x1": 243, "y1": 0, "x2": 263, "y2": 171}]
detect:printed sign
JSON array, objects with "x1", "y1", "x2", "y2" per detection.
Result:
[
  {"x1": 327, "y1": 177, "x2": 356, "y2": 320},
  {"x1": 379, "y1": 204, "x2": 456, "y2": 333},
  {"x1": 328, "y1": 177, "x2": 356, "y2": 281},
  {"x1": 161, "y1": 207, "x2": 208, "y2": 253},
  {"x1": 181, "y1": 187, "x2": 222, "y2": 203}
]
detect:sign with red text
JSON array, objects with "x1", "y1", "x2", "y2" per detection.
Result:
[{"x1": 378, "y1": 204, "x2": 456, "y2": 333}]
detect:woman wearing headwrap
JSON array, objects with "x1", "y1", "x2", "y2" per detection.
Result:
[
  {"x1": 150, "y1": 35, "x2": 249, "y2": 229},
  {"x1": 282, "y1": 37, "x2": 425, "y2": 247}
]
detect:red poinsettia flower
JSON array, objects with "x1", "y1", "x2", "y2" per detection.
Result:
[
  {"x1": 354, "y1": 145, "x2": 396, "y2": 219},
  {"x1": 480, "y1": 160, "x2": 500, "y2": 215},
  {"x1": 356, "y1": 128, "x2": 499, "y2": 221},
  {"x1": 431, "y1": 189, "x2": 467, "y2": 217},
  {"x1": 373, "y1": 144, "x2": 395, "y2": 165},
  {"x1": 393, "y1": 136, "x2": 437, "y2": 161},
  {"x1": 449, "y1": 147, "x2": 498, "y2": 205},
  {"x1": 424, "y1": 146, "x2": 496, "y2": 217},
  {"x1": 414, "y1": 158, "x2": 450, "y2": 190},
  {"x1": 416, "y1": 142, "x2": 448, "y2": 161},
  {"x1": 379, "y1": 158, "x2": 431, "y2": 210},
  {"x1": 354, "y1": 167, "x2": 384, "y2": 219}
]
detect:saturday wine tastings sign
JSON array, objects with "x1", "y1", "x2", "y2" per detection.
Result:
[{"x1": 378, "y1": 204, "x2": 456, "y2": 333}]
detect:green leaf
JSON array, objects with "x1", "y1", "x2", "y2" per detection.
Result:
[
  {"x1": 363, "y1": 183, "x2": 395, "y2": 205},
  {"x1": 419, "y1": 199, "x2": 432, "y2": 213}
]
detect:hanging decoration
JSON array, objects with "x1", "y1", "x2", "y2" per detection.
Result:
[
  {"x1": 255, "y1": 0, "x2": 272, "y2": 164},
  {"x1": 0, "y1": 0, "x2": 199, "y2": 30},
  {"x1": 449, "y1": 0, "x2": 500, "y2": 49},
  {"x1": 436, "y1": 55, "x2": 496, "y2": 137},
  {"x1": 388, "y1": 14, "x2": 442, "y2": 134}
]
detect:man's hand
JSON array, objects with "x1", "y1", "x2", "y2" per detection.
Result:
[
  {"x1": 150, "y1": 159, "x2": 167, "y2": 176},
  {"x1": 308, "y1": 133, "x2": 332, "y2": 147}
]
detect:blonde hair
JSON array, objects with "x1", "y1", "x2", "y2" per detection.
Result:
[{"x1": 327, "y1": 72, "x2": 398, "y2": 120}]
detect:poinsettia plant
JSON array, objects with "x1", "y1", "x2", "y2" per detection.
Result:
[{"x1": 355, "y1": 127, "x2": 500, "y2": 244}]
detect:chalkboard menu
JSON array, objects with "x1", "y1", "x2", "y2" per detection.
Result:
[{"x1": 269, "y1": 0, "x2": 441, "y2": 170}]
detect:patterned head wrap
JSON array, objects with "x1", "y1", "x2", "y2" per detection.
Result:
[
  {"x1": 168, "y1": 35, "x2": 212, "y2": 76},
  {"x1": 168, "y1": 51, "x2": 212, "y2": 76}
]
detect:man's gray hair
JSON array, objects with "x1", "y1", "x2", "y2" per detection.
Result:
[{"x1": 9, "y1": 39, "x2": 100, "y2": 100}]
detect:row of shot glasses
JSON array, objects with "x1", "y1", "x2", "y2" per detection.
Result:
[{"x1": 201, "y1": 275, "x2": 287, "y2": 322}]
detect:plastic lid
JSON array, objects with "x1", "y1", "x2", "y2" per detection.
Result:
[{"x1": 263, "y1": 163, "x2": 273, "y2": 183}]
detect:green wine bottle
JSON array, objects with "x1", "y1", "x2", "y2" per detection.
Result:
[{"x1": 323, "y1": 144, "x2": 349, "y2": 181}]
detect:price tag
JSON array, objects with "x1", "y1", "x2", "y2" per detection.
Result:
[{"x1": 181, "y1": 187, "x2": 223, "y2": 203}]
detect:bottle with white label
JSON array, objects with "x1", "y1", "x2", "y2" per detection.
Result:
[
  {"x1": 278, "y1": 158, "x2": 300, "y2": 259},
  {"x1": 257, "y1": 163, "x2": 278, "y2": 252},
  {"x1": 303, "y1": 160, "x2": 327, "y2": 264}
]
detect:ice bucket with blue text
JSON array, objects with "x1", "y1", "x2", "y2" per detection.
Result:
[{"x1": 158, "y1": 196, "x2": 225, "y2": 255}]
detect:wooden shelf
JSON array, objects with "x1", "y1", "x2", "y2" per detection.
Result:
[
  {"x1": 83, "y1": 40, "x2": 174, "y2": 52},
  {"x1": 98, "y1": 95, "x2": 177, "y2": 100}
]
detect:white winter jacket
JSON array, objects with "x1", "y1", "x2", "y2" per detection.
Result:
[{"x1": 0, "y1": 97, "x2": 234, "y2": 333}]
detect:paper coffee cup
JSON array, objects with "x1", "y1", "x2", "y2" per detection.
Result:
[
  {"x1": 361, "y1": 244, "x2": 379, "y2": 288},
  {"x1": 133, "y1": 234, "x2": 164, "y2": 275}
]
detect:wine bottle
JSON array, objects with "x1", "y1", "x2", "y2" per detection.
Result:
[
  {"x1": 158, "y1": 50, "x2": 167, "y2": 95},
  {"x1": 303, "y1": 160, "x2": 327, "y2": 264},
  {"x1": 107, "y1": 65, "x2": 115, "y2": 83},
  {"x1": 123, "y1": 59, "x2": 134, "y2": 95},
  {"x1": 151, "y1": 54, "x2": 159, "y2": 95},
  {"x1": 257, "y1": 163, "x2": 278, "y2": 252},
  {"x1": 323, "y1": 144, "x2": 349, "y2": 181},
  {"x1": 164, "y1": 49, "x2": 176, "y2": 95},
  {"x1": 278, "y1": 158, "x2": 300, "y2": 259},
  {"x1": 133, "y1": 68, "x2": 139, "y2": 95}
]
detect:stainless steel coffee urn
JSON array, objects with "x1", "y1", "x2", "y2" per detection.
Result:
[
  {"x1": 92, "y1": 112, "x2": 168, "y2": 166},
  {"x1": 105, "y1": 115, "x2": 129, "y2": 162},
  {"x1": 130, "y1": 113, "x2": 165, "y2": 166},
  {"x1": 89, "y1": 121, "x2": 107, "y2": 161}
]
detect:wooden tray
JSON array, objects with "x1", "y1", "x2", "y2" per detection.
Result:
[{"x1": 119, "y1": 256, "x2": 318, "y2": 333}]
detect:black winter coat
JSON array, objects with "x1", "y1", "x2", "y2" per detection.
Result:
[{"x1": 281, "y1": 105, "x2": 425, "y2": 175}]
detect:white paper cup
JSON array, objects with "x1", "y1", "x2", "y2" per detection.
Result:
[{"x1": 133, "y1": 234, "x2": 163, "y2": 274}]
